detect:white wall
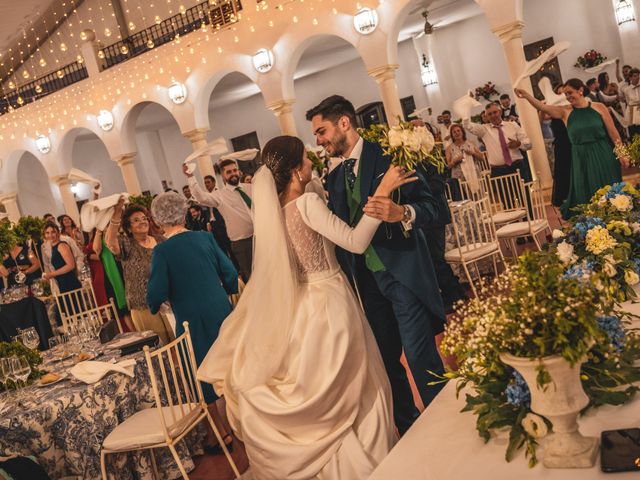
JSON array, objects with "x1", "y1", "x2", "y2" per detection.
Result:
[
  {"x1": 17, "y1": 153, "x2": 62, "y2": 216},
  {"x1": 72, "y1": 137, "x2": 127, "y2": 200}
]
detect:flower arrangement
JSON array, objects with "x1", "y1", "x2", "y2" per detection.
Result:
[
  {"x1": 358, "y1": 119, "x2": 445, "y2": 172},
  {"x1": 474, "y1": 82, "x2": 500, "y2": 101},
  {"x1": 614, "y1": 136, "x2": 640, "y2": 168},
  {"x1": 0, "y1": 220, "x2": 17, "y2": 257},
  {"x1": 0, "y1": 341, "x2": 43, "y2": 391},
  {"x1": 441, "y1": 250, "x2": 640, "y2": 466},
  {"x1": 306, "y1": 147, "x2": 326, "y2": 175},
  {"x1": 574, "y1": 50, "x2": 607, "y2": 69}
]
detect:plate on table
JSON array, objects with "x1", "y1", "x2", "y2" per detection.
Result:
[
  {"x1": 105, "y1": 331, "x2": 154, "y2": 350},
  {"x1": 37, "y1": 372, "x2": 68, "y2": 387}
]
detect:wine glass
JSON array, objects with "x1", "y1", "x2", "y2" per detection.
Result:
[
  {"x1": 0, "y1": 358, "x2": 9, "y2": 391},
  {"x1": 22, "y1": 328, "x2": 40, "y2": 350},
  {"x1": 9, "y1": 356, "x2": 31, "y2": 400}
]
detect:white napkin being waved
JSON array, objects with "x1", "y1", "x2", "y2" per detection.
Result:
[
  {"x1": 460, "y1": 152, "x2": 481, "y2": 193},
  {"x1": 70, "y1": 359, "x2": 137, "y2": 384},
  {"x1": 80, "y1": 193, "x2": 130, "y2": 232}
]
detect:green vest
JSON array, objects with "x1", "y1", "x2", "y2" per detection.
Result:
[{"x1": 345, "y1": 168, "x2": 385, "y2": 272}]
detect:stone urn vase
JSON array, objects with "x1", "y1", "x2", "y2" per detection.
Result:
[{"x1": 500, "y1": 352, "x2": 599, "y2": 468}]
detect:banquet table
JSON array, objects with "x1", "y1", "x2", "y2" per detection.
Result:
[
  {"x1": 0, "y1": 296, "x2": 52, "y2": 350},
  {"x1": 0, "y1": 333, "x2": 205, "y2": 479},
  {"x1": 370, "y1": 296, "x2": 640, "y2": 480}
]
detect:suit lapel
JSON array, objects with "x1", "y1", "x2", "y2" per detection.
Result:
[
  {"x1": 358, "y1": 141, "x2": 376, "y2": 207},
  {"x1": 328, "y1": 164, "x2": 349, "y2": 223}
]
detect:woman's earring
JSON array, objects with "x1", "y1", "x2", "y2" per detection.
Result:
[{"x1": 296, "y1": 170, "x2": 303, "y2": 182}]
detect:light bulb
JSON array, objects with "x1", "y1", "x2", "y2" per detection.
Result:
[
  {"x1": 39, "y1": 58, "x2": 47, "y2": 67},
  {"x1": 104, "y1": 28, "x2": 112, "y2": 37}
]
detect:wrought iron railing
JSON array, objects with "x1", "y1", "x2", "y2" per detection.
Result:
[
  {"x1": 101, "y1": 0, "x2": 243, "y2": 69},
  {"x1": 0, "y1": 61, "x2": 88, "y2": 115}
]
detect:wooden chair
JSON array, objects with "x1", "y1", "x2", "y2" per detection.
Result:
[
  {"x1": 54, "y1": 284, "x2": 98, "y2": 332},
  {"x1": 64, "y1": 299, "x2": 123, "y2": 335},
  {"x1": 458, "y1": 172, "x2": 490, "y2": 203},
  {"x1": 496, "y1": 180, "x2": 551, "y2": 257},
  {"x1": 100, "y1": 322, "x2": 240, "y2": 480},
  {"x1": 487, "y1": 171, "x2": 528, "y2": 228},
  {"x1": 477, "y1": 151, "x2": 491, "y2": 173},
  {"x1": 444, "y1": 196, "x2": 505, "y2": 298}
]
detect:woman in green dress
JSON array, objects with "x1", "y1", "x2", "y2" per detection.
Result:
[
  {"x1": 147, "y1": 191, "x2": 238, "y2": 404},
  {"x1": 515, "y1": 78, "x2": 629, "y2": 219}
]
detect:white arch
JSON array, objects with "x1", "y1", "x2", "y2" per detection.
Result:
[{"x1": 54, "y1": 126, "x2": 118, "y2": 172}]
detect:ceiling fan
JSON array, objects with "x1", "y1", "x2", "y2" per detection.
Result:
[{"x1": 414, "y1": 10, "x2": 441, "y2": 38}]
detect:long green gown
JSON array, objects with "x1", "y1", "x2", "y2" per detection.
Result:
[
  {"x1": 560, "y1": 104, "x2": 622, "y2": 219},
  {"x1": 147, "y1": 231, "x2": 238, "y2": 403}
]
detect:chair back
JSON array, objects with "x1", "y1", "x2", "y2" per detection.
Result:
[
  {"x1": 523, "y1": 180, "x2": 548, "y2": 223},
  {"x1": 477, "y1": 151, "x2": 490, "y2": 173},
  {"x1": 448, "y1": 196, "x2": 498, "y2": 254},
  {"x1": 487, "y1": 171, "x2": 526, "y2": 214},
  {"x1": 458, "y1": 173, "x2": 490, "y2": 203},
  {"x1": 55, "y1": 284, "x2": 98, "y2": 331},
  {"x1": 64, "y1": 298, "x2": 122, "y2": 336},
  {"x1": 143, "y1": 322, "x2": 204, "y2": 442}
]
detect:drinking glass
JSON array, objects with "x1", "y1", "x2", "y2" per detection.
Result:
[
  {"x1": 22, "y1": 328, "x2": 40, "y2": 350},
  {"x1": 0, "y1": 358, "x2": 9, "y2": 390},
  {"x1": 9, "y1": 356, "x2": 30, "y2": 400}
]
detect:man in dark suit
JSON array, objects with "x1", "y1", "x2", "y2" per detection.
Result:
[{"x1": 306, "y1": 95, "x2": 446, "y2": 434}]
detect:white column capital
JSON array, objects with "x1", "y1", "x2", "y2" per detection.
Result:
[
  {"x1": 0, "y1": 192, "x2": 18, "y2": 203},
  {"x1": 183, "y1": 128, "x2": 210, "y2": 144},
  {"x1": 51, "y1": 175, "x2": 72, "y2": 188},
  {"x1": 367, "y1": 64, "x2": 400, "y2": 83},
  {"x1": 114, "y1": 153, "x2": 137, "y2": 167},
  {"x1": 491, "y1": 20, "x2": 525, "y2": 43},
  {"x1": 266, "y1": 99, "x2": 295, "y2": 116}
]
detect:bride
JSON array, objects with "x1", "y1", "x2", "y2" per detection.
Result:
[{"x1": 197, "y1": 135, "x2": 417, "y2": 479}]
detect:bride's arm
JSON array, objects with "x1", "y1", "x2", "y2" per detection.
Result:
[{"x1": 296, "y1": 193, "x2": 381, "y2": 254}]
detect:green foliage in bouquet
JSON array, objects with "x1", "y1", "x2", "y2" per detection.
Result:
[
  {"x1": 13, "y1": 215, "x2": 46, "y2": 244},
  {"x1": 0, "y1": 220, "x2": 17, "y2": 257},
  {"x1": 128, "y1": 194, "x2": 153, "y2": 211},
  {"x1": 358, "y1": 119, "x2": 446, "y2": 172},
  {"x1": 306, "y1": 150, "x2": 325, "y2": 174},
  {"x1": 441, "y1": 250, "x2": 640, "y2": 467},
  {"x1": 614, "y1": 136, "x2": 640, "y2": 168},
  {"x1": 0, "y1": 341, "x2": 43, "y2": 390}
]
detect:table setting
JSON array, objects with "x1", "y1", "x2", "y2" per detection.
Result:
[{"x1": 0, "y1": 328, "x2": 205, "y2": 479}]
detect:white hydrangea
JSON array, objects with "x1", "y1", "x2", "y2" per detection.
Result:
[
  {"x1": 552, "y1": 229, "x2": 565, "y2": 240},
  {"x1": 556, "y1": 241, "x2": 577, "y2": 265},
  {"x1": 610, "y1": 194, "x2": 632, "y2": 212}
]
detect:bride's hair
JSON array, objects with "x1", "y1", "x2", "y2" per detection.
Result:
[{"x1": 262, "y1": 135, "x2": 305, "y2": 194}]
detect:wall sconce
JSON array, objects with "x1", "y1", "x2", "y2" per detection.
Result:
[
  {"x1": 168, "y1": 81, "x2": 188, "y2": 104},
  {"x1": 97, "y1": 109, "x2": 114, "y2": 131},
  {"x1": 421, "y1": 60, "x2": 438, "y2": 87},
  {"x1": 615, "y1": 0, "x2": 636, "y2": 25},
  {"x1": 252, "y1": 49, "x2": 274, "y2": 73},
  {"x1": 35, "y1": 134, "x2": 51, "y2": 154},
  {"x1": 71, "y1": 183, "x2": 79, "y2": 195},
  {"x1": 353, "y1": 8, "x2": 379, "y2": 35}
]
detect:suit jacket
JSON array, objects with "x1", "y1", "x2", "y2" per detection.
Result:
[{"x1": 326, "y1": 139, "x2": 445, "y2": 314}]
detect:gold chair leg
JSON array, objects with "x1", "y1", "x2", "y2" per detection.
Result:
[
  {"x1": 205, "y1": 409, "x2": 241, "y2": 478},
  {"x1": 169, "y1": 443, "x2": 190, "y2": 480},
  {"x1": 100, "y1": 450, "x2": 108, "y2": 480},
  {"x1": 149, "y1": 448, "x2": 160, "y2": 480}
]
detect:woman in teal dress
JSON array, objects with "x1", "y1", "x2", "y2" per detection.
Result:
[
  {"x1": 147, "y1": 191, "x2": 238, "y2": 403},
  {"x1": 515, "y1": 79, "x2": 629, "y2": 219}
]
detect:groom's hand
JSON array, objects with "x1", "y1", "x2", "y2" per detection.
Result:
[{"x1": 363, "y1": 197, "x2": 404, "y2": 222}]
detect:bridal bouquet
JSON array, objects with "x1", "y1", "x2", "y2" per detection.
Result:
[
  {"x1": 574, "y1": 49, "x2": 607, "y2": 69},
  {"x1": 358, "y1": 119, "x2": 445, "y2": 172},
  {"x1": 441, "y1": 250, "x2": 640, "y2": 467}
]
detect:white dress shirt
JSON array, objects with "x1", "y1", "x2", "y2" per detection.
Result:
[
  {"x1": 462, "y1": 120, "x2": 531, "y2": 167},
  {"x1": 621, "y1": 82, "x2": 640, "y2": 125},
  {"x1": 188, "y1": 177, "x2": 253, "y2": 242}
]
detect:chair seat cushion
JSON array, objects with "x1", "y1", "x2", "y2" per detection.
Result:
[
  {"x1": 496, "y1": 220, "x2": 548, "y2": 238},
  {"x1": 491, "y1": 209, "x2": 526, "y2": 225},
  {"x1": 103, "y1": 404, "x2": 201, "y2": 451},
  {"x1": 445, "y1": 242, "x2": 500, "y2": 262}
]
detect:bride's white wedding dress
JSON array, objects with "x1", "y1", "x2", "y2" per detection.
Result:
[{"x1": 198, "y1": 180, "x2": 395, "y2": 479}]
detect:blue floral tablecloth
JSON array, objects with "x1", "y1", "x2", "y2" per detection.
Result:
[{"x1": 0, "y1": 335, "x2": 205, "y2": 479}]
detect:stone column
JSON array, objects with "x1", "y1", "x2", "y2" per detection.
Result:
[
  {"x1": 52, "y1": 176, "x2": 81, "y2": 225},
  {"x1": 266, "y1": 99, "x2": 298, "y2": 136},
  {"x1": 114, "y1": 153, "x2": 142, "y2": 195},
  {"x1": 80, "y1": 29, "x2": 104, "y2": 76},
  {"x1": 368, "y1": 65, "x2": 404, "y2": 126},
  {"x1": 0, "y1": 192, "x2": 21, "y2": 223},
  {"x1": 183, "y1": 129, "x2": 216, "y2": 179}
]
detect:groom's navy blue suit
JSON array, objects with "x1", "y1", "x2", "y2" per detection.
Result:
[{"x1": 326, "y1": 139, "x2": 447, "y2": 433}]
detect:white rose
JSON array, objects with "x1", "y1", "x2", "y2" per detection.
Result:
[
  {"x1": 556, "y1": 241, "x2": 577, "y2": 265},
  {"x1": 414, "y1": 126, "x2": 435, "y2": 152},
  {"x1": 610, "y1": 194, "x2": 632, "y2": 212},
  {"x1": 631, "y1": 223, "x2": 640, "y2": 235},
  {"x1": 625, "y1": 270, "x2": 640, "y2": 286},
  {"x1": 603, "y1": 254, "x2": 618, "y2": 265},
  {"x1": 603, "y1": 262, "x2": 617, "y2": 278},
  {"x1": 401, "y1": 130, "x2": 422, "y2": 153},
  {"x1": 387, "y1": 129, "x2": 402, "y2": 148},
  {"x1": 521, "y1": 413, "x2": 548, "y2": 438},
  {"x1": 552, "y1": 229, "x2": 565, "y2": 240},
  {"x1": 598, "y1": 196, "x2": 607, "y2": 206}
]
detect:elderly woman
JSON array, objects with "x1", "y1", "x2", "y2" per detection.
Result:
[
  {"x1": 106, "y1": 196, "x2": 173, "y2": 344},
  {"x1": 147, "y1": 191, "x2": 238, "y2": 403}
]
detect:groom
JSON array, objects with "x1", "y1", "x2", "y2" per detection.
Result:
[{"x1": 306, "y1": 95, "x2": 446, "y2": 434}]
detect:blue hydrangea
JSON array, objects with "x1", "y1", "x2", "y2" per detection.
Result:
[
  {"x1": 604, "y1": 182, "x2": 627, "y2": 200},
  {"x1": 597, "y1": 315, "x2": 626, "y2": 353},
  {"x1": 564, "y1": 261, "x2": 595, "y2": 282},
  {"x1": 505, "y1": 371, "x2": 531, "y2": 408},
  {"x1": 573, "y1": 217, "x2": 605, "y2": 240}
]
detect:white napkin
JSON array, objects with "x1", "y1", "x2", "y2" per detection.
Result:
[
  {"x1": 408, "y1": 106, "x2": 431, "y2": 119},
  {"x1": 453, "y1": 91, "x2": 482, "y2": 120},
  {"x1": 220, "y1": 148, "x2": 259, "y2": 162},
  {"x1": 69, "y1": 168, "x2": 102, "y2": 195},
  {"x1": 70, "y1": 359, "x2": 136, "y2": 384},
  {"x1": 183, "y1": 137, "x2": 228, "y2": 174},
  {"x1": 513, "y1": 41, "x2": 571, "y2": 87},
  {"x1": 538, "y1": 77, "x2": 570, "y2": 107},
  {"x1": 80, "y1": 193, "x2": 129, "y2": 232},
  {"x1": 460, "y1": 153, "x2": 481, "y2": 193},
  {"x1": 584, "y1": 57, "x2": 618, "y2": 74}
]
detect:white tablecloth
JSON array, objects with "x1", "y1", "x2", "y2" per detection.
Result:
[{"x1": 370, "y1": 296, "x2": 640, "y2": 480}]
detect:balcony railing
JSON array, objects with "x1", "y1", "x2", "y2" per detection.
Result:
[
  {"x1": 101, "y1": 0, "x2": 243, "y2": 69},
  {"x1": 0, "y1": 61, "x2": 88, "y2": 115}
]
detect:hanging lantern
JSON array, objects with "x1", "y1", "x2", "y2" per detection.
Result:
[
  {"x1": 353, "y1": 8, "x2": 379, "y2": 35},
  {"x1": 168, "y1": 81, "x2": 188, "y2": 104},
  {"x1": 35, "y1": 134, "x2": 51, "y2": 154},
  {"x1": 97, "y1": 109, "x2": 114, "y2": 131},
  {"x1": 252, "y1": 48, "x2": 274, "y2": 73},
  {"x1": 615, "y1": 0, "x2": 636, "y2": 25}
]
